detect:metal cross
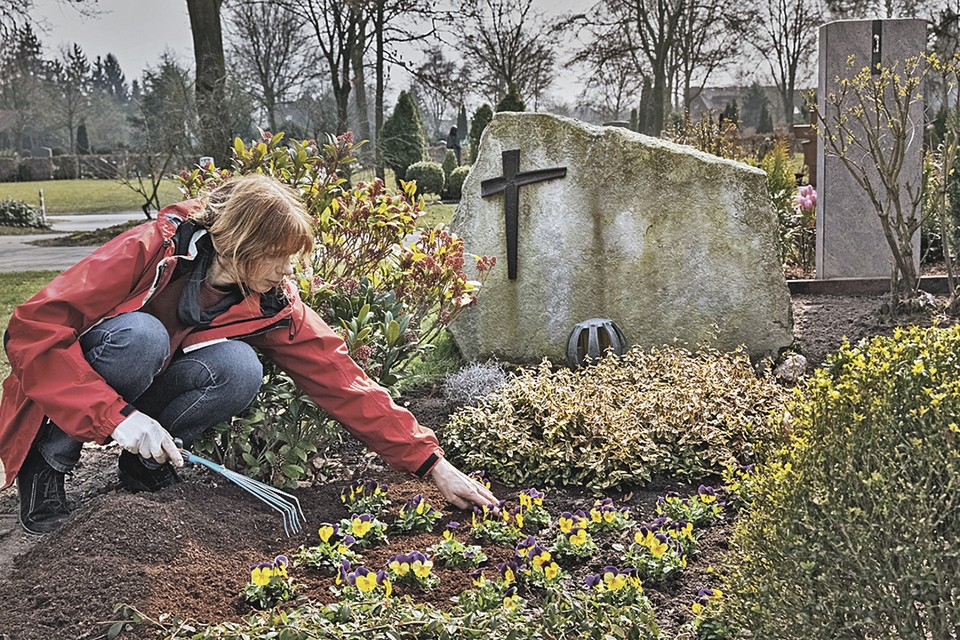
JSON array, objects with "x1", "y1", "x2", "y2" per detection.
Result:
[{"x1": 480, "y1": 149, "x2": 567, "y2": 280}]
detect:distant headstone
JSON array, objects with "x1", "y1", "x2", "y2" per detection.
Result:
[
  {"x1": 449, "y1": 112, "x2": 794, "y2": 364},
  {"x1": 815, "y1": 18, "x2": 926, "y2": 279}
]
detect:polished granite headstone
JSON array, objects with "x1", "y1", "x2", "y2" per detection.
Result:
[{"x1": 815, "y1": 18, "x2": 925, "y2": 279}]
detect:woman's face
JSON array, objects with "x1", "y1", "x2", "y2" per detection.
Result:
[{"x1": 246, "y1": 254, "x2": 294, "y2": 293}]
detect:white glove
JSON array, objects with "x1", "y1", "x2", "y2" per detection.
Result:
[{"x1": 111, "y1": 411, "x2": 184, "y2": 467}]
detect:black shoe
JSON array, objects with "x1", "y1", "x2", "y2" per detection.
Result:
[
  {"x1": 117, "y1": 451, "x2": 181, "y2": 493},
  {"x1": 17, "y1": 447, "x2": 70, "y2": 536}
]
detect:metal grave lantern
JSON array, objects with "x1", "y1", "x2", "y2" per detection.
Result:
[{"x1": 565, "y1": 318, "x2": 628, "y2": 368}]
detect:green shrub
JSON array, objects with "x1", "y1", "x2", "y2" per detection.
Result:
[
  {"x1": 724, "y1": 325, "x2": 960, "y2": 639},
  {"x1": 443, "y1": 345, "x2": 789, "y2": 493},
  {"x1": 496, "y1": 82, "x2": 526, "y2": 112},
  {"x1": 0, "y1": 198, "x2": 48, "y2": 228},
  {"x1": 448, "y1": 165, "x2": 470, "y2": 200},
  {"x1": 442, "y1": 149, "x2": 458, "y2": 182},
  {"x1": 469, "y1": 104, "x2": 493, "y2": 164},
  {"x1": 404, "y1": 160, "x2": 445, "y2": 196},
  {"x1": 382, "y1": 91, "x2": 426, "y2": 185},
  {"x1": 758, "y1": 137, "x2": 799, "y2": 262}
]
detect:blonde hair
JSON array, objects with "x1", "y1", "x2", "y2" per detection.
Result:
[{"x1": 193, "y1": 173, "x2": 313, "y2": 288}]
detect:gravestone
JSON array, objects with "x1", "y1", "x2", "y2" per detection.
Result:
[
  {"x1": 815, "y1": 18, "x2": 926, "y2": 280},
  {"x1": 449, "y1": 112, "x2": 793, "y2": 364}
]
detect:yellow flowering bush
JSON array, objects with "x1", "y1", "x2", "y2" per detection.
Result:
[
  {"x1": 724, "y1": 326, "x2": 960, "y2": 639},
  {"x1": 626, "y1": 524, "x2": 689, "y2": 583},
  {"x1": 335, "y1": 561, "x2": 393, "y2": 602},
  {"x1": 588, "y1": 497, "x2": 633, "y2": 533},
  {"x1": 469, "y1": 501, "x2": 524, "y2": 543},
  {"x1": 517, "y1": 488, "x2": 550, "y2": 530}
]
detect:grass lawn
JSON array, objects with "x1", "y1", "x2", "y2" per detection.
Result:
[
  {"x1": 0, "y1": 179, "x2": 182, "y2": 215},
  {"x1": 0, "y1": 271, "x2": 58, "y2": 380}
]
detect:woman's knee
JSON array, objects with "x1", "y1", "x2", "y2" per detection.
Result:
[
  {"x1": 199, "y1": 340, "x2": 263, "y2": 407},
  {"x1": 80, "y1": 312, "x2": 169, "y2": 384}
]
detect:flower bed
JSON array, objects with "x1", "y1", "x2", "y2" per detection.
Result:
[{"x1": 0, "y1": 465, "x2": 734, "y2": 639}]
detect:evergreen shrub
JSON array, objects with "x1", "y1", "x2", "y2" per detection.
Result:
[
  {"x1": 442, "y1": 149, "x2": 458, "y2": 183},
  {"x1": 469, "y1": 104, "x2": 493, "y2": 164},
  {"x1": 447, "y1": 165, "x2": 470, "y2": 200},
  {"x1": 0, "y1": 198, "x2": 48, "y2": 228},
  {"x1": 405, "y1": 161, "x2": 445, "y2": 196},
  {"x1": 443, "y1": 345, "x2": 789, "y2": 492},
  {"x1": 724, "y1": 326, "x2": 960, "y2": 639},
  {"x1": 496, "y1": 83, "x2": 526, "y2": 112},
  {"x1": 382, "y1": 91, "x2": 426, "y2": 185}
]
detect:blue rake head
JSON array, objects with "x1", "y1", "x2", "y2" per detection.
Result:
[{"x1": 177, "y1": 446, "x2": 305, "y2": 537}]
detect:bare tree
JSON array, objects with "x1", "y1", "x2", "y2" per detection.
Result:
[
  {"x1": 187, "y1": 0, "x2": 230, "y2": 164},
  {"x1": 225, "y1": 0, "x2": 312, "y2": 133},
  {"x1": 457, "y1": 0, "x2": 557, "y2": 105},
  {"x1": 272, "y1": 0, "x2": 365, "y2": 134},
  {"x1": 0, "y1": 23, "x2": 48, "y2": 151},
  {"x1": 567, "y1": 0, "x2": 688, "y2": 135},
  {"x1": 823, "y1": 0, "x2": 941, "y2": 19},
  {"x1": 671, "y1": 0, "x2": 739, "y2": 110},
  {"x1": 410, "y1": 46, "x2": 469, "y2": 140},
  {"x1": 736, "y1": 0, "x2": 822, "y2": 127},
  {"x1": 574, "y1": 45, "x2": 646, "y2": 121},
  {"x1": 47, "y1": 43, "x2": 91, "y2": 153},
  {"x1": 126, "y1": 55, "x2": 196, "y2": 218}
]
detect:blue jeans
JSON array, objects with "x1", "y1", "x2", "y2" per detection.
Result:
[{"x1": 36, "y1": 311, "x2": 263, "y2": 472}]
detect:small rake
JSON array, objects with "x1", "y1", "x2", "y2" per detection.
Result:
[{"x1": 175, "y1": 441, "x2": 305, "y2": 537}]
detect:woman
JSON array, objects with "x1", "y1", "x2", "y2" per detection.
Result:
[{"x1": 1, "y1": 173, "x2": 495, "y2": 535}]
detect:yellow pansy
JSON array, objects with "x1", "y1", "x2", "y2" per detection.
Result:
[
  {"x1": 355, "y1": 572, "x2": 379, "y2": 593},
  {"x1": 352, "y1": 518, "x2": 372, "y2": 537},
  {"x1": 389, "y1": 560, "x2": 410, "y2": 576},
  {"x1": 318, "y1": 525, "x2": 335, "y2": 544},
  {"x1": 412, "y1": 560, "x2": 433, "y2": 579},
  {"x1": 543, "y1": 562, "x2": 560, "y2": 581},
  {"x1": 569, "y1": 528, "x2": 588, "y2": 546},
  {"x1": 251, "y1": 566, "x2": 272, "y2": 586}
]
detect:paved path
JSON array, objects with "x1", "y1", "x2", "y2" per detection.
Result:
[{"x1": 0, "y1": 211, "x2": 148, "y2": 273}]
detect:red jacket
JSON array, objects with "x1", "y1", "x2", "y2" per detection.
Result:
[{"x1": 0, "y1": 200, "x2": 442, "y2": 488}]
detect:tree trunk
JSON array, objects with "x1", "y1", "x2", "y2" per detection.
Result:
[
  {"x1": 651, "y1": 64, "x2": 668, "y2": 135},
  {"x1": 352, "y1": 26, "x2": 372, "y2": 149},
  {"x1": 374, "y1": 0, "x2": 385, "y2": 181},
  {"x1": 187, "y1": 0, "x2": 229, "y2": 166}
]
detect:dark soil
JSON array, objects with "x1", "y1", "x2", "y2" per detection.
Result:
[{"x1": 1, "y1": 293, "x2": 957, "y2": 640}]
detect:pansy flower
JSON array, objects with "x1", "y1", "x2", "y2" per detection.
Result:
[
  {"x1": 318, "y1": 523, "x2": 338, "y2": 544},
  {"x1": 443, "y1": 521, "x2": 460, "y2": 541},
  {"x1": 698, "y1": 485, "x2": 718, "y2": 504}
]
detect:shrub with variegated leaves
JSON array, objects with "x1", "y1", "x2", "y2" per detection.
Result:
[{"x1": 443, "y1": 344, "x2": 788, "y2": 492}]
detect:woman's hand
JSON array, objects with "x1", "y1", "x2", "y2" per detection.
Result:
[{"x1": 429, "y1": 457, "x2": 497, "y2": 509}]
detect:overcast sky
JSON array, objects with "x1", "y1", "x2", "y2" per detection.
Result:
[{"x1": 29, "y1": 0, "x2": 594, "y2": 103}]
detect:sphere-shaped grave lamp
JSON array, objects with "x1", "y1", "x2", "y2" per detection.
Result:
[{"x1": 565, "y1": 318, "x2": 628, "y2": 368}]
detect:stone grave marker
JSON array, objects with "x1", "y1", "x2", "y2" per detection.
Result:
[
  {"x1": 449, "y1": 112, "x2": 793, "y2": 364},
  {"x1": 815, "y1": 18, "x2": 926, "y2": 280}
]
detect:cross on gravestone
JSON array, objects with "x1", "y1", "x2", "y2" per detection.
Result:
[{"x1": 480, "y1": 149, "x2": 567, "y2": 280}]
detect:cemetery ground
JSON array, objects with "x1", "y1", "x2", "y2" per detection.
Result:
[{"x1": 0, "y1": 277, "x2": 956, "y2": 639}]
